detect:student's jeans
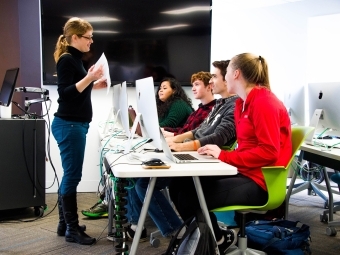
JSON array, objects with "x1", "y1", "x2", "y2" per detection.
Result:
[
  {"x1": 52, "y1": 116, "x2": 89, "y2": 196},
  {"x1": 126, "y1": 177, "x2": 183, "y2": 237}
]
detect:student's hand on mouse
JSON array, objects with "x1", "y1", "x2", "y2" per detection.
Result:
[{"x1": 197, "y1": 144, "x2": 221, "y2": 158}]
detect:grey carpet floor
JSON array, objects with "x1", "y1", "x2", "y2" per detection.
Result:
[{"x1": 1, "y1": 184, "x2": 340, "y2": 254}]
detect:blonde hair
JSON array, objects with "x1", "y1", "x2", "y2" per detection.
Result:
[
  {"x1": 231, "y1": 53, "x2": 270, "y2": 90},
  {"x1": 53, "y1": 17, "x2": 93, "y2": 63}
]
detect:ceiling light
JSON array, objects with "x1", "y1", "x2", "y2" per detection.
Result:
[
  {"x1": 161, "y1": 6, "x2": 210, "y2": 15},
  {"x1": 94, "y1": 30, "x2": 119, "y2": 34},
  {"x1": 148, "y1": 24, "x2": 189, "y2": 30},
  {"x1": 66, "y1": 16, "x2": 120, "y2": 22}
]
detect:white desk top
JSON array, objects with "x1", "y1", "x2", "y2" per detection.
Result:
[
  {"x1": 300, "y1": 142, "x2": 340, "y2": 161},
  {"x1": 105, "y1": 151, "x2": 238, "y2": 178}
]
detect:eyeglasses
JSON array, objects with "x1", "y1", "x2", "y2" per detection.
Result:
[{"x1": 81, "y1": 35, "x2": 93, "y2": 41}]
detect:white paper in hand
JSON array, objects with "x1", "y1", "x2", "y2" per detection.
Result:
[{"x1": 95, "y1": 53, "x2": 111, "y2": 94}]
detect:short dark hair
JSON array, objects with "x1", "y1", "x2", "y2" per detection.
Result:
[{"x1": 212, "y1": 60, "x2": 230, "y2": 80}]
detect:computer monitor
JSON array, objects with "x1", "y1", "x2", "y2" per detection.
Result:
[
  {"x1": 135, "y1": 77, "x2": 162, "y2": 149},
  {"x1": 102, "y1": 83, "x2": 121, "y2": 135},
  {"x1": 112, "y1": 83, "x2": 121, "y2": 117},
  {"x1": 119, "y1": 81, "x2": 130, "y2": 137},
  {"x1": 308, "y1": 82, "x2": 340, "y2": 136},
  {"x1": 283, "y1": 86, "x2": 305, "y2": 126},
  {"x1": 0, "y1": 68, "x2": 19, "y2": 107}
]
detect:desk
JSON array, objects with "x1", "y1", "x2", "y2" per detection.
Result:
[
  {"x1": 286, "y1": 143, "x2": 340, "y2": 232},
  {"x1": 105, "y1": 151, "x2": 237, "y2": 255}
]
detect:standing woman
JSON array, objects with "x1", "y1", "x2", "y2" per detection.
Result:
[
  {"x1": 156, "y1": 77, "x2": 194, "y2": 128},
  {"x1": 171, "y1": 53, "x2": 292, "y2": 254},
  {"x1": 52, "y1": 17, "x2": 106, "y2": 245}
]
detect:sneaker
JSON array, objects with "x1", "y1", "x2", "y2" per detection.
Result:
[
  {"x1": 126, "y1": 224, "x2": 147, "y2": 242},
  {"x1": 81, "y1": 201, "x2": 108, "y2": 218},
  {"x1": 218, "y1": 229, "x2": 237, "y2": 254}
]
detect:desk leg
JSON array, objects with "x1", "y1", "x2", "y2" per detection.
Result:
[
  {"x1": 324, "y1": 167, "x2": 334, "y2": 222},
  {"x1": 129, "y1": 177, "x2": 157, "y2": 255},
  {"x1": 286, "y1": 150, "x2": 304, "y2": 219},
  {"x1": 192, "y1": 176, "x2": 220, "y2": 255}
]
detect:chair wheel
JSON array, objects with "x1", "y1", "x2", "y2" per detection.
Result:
[
  {"x1": 34, "y1": 206, "x2": 44, "y2": 217},
  {"x1": 150, "y1": 238, "x2": 160, "y2": 248},
  {"x1": 320, "y1": 213, "x2": 328, "y2": 223},
  {"x1": 326, "y1": 227, "x2": 337, "y2": 236}
]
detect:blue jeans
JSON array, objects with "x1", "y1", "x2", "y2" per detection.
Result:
[
  {"x1": 52, "y1": 116, "x2": 89, "y2": 195},
  {"x1": 126, "y1": 177, "x2": 183, "y2": 237}
]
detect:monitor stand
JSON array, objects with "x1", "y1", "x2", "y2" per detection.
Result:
[
  {"x1": 305, "y1": 108, "x2": 323, "y2": 144},
  {"x1": 103, "y1": 108, "x2": 121, "y2": 136},
  {"x1": 124, "y1": 112, "x2": 141, "y2": 154}
]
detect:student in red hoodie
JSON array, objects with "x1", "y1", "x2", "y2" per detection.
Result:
[{"x1": 169, "y1": 53, "x2": 292, "y2": 254}]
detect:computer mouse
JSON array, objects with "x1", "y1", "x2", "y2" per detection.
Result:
[
  {"x1": 142, "y1": 158, "x2": 165, "y2": 166},
  {"x1": 317, "y1": 135, "x2": 333, "y2": 139}
]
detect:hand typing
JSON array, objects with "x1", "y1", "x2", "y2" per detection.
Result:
[{"x1": 197, "y1": 144, "x2": 221, "y2": 158}]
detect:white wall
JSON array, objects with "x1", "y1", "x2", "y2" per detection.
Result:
[
  {"x1": 212, "y1": 0, "x2": 340, "y2": 100},
  {"x1": 307, "y1": 13, "x2": 340, "y2": 83},
  {"x1": 45, "y1": 0, "x2": 340, "y2": 193}
]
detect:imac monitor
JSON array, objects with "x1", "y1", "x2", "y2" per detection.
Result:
[
  {"x1": 112, "y1": 83, "x2": 121, "y2": 117},
  {"x1": 102, "y1": 83, "x2": 121, "y2": 135},
  {"x1": 308, "y1": 82, "x2": 340, "y2": 136},
  {"x1": 118, "y1": 81, "x2": 130, "y2": 137},
  {"x1": 0, "y1": 68, "x2": 19, "y2": 107},
  {"x1": 283, "y1": 86, "x2": 305, "y2": 126},
  {"x1": 135, "y1": 77, "x2": 162, "y2": 149}
]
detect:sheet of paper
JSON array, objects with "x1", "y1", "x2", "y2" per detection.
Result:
[{"x1": 95, "y1": 53, "x2": 111, "y2": 94}]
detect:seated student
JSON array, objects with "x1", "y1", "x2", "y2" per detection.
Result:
[
  {"x1": 81, "y1": 77, "x2": 194, "y2": 218},
  {"x1": 166, "y1": 60, "x2": 238, "y2": 152},
  {"x1": 157, "y1": 77, "x2": 194, "y2": 128},
  {"x1": 125, "y1": 74, "x2": 216, "y2": 240},
  {"x1": 162, "y1": 71, "x2": 215, "y2": 137},
  {"x1": 127, "y1": 62, "x2": 238, "y2": 243},
  {"x1": 169, "y1": 53, "x2": 292, "y2": 254}
]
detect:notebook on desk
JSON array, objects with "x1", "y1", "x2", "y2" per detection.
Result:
[{"x1": 159, "y1": 128, "x2": 220, "y2": 164}]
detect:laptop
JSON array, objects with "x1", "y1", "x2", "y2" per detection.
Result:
[{"x1": 159, "y1": 128, "x2": 220, "y2": 164}]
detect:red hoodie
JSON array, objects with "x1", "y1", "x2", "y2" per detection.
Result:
[{"x1": 218, "y1": 86, "x2": 292, "y2": 191}]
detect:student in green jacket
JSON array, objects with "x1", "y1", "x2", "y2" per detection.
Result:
[{"x1": 157, "y1": 77, "x2": 194, "y2": 128}]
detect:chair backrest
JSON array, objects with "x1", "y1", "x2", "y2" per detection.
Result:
[
  {"x1": 221, "y1": 140, "x2": 237, "y2": 152},
  {"x1": 212, "y1": 126, "x2": 314, "y2": 212},
  {"x1": 261, "y1": 126, "x2": 315, "y2": 211}
]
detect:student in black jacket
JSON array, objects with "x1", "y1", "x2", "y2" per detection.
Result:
[{"x1": 52, "y1": 17, "x2": 107, "y2": 245}]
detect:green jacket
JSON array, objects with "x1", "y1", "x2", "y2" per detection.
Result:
[{"x1": 159, "y1": 100, "x2": 193, "y2": 128}]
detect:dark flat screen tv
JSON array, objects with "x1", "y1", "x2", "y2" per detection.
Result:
[{"x1": 41, "y1": 0, "x2": 212, "y2": 86}]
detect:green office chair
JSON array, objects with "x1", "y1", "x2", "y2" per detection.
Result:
[
  {"x1": 221, "y1": 140, "x2": 238, "y2": 152},
  {"x1": 211, "y1": 126, "x2": 314, "y2": 255}
]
